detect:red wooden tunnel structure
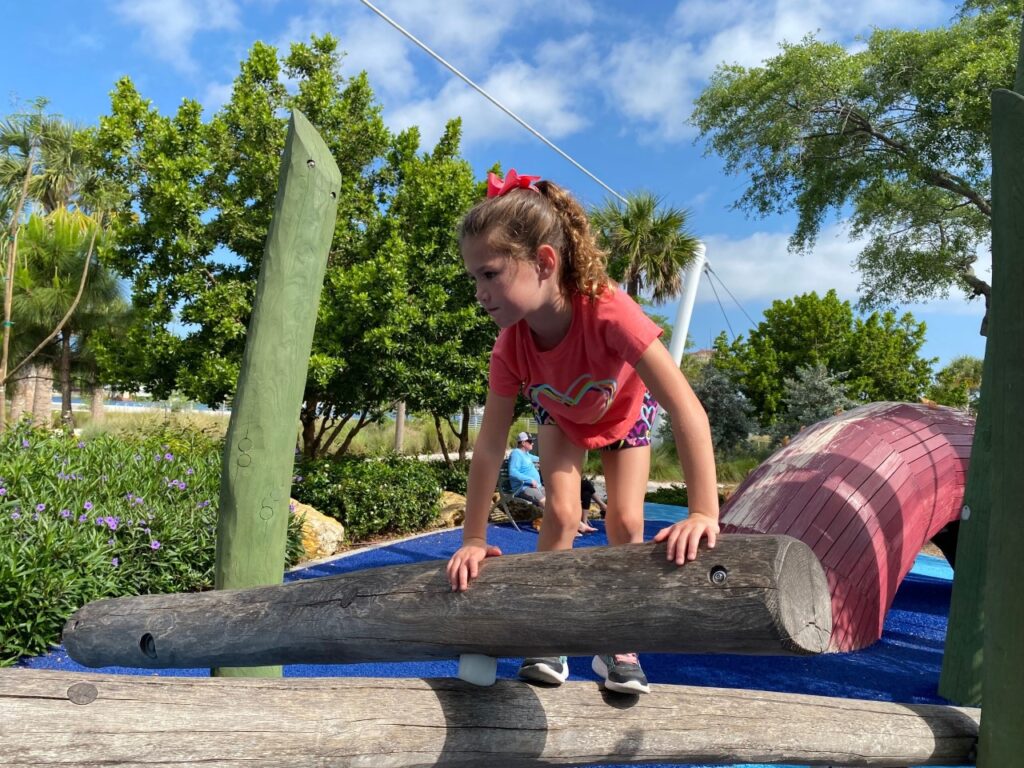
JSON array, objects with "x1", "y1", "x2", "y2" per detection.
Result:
[{"x1": 719, "y1": 401, "x2": 973, "y2": 651}]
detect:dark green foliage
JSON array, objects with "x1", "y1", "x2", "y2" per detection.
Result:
[
  {"x1": 0, "y1": 423, "x2": 304, "y2": 666},
  {"x1": 929, "y1": 355, "x2": 983, "y2": 410},
  {"x1": 293, "y1": 456, "x2": 441, "y2": 541},
  {"x1": 689, "y1": 364, "x2": 755, "y2": 455},
  {"x1": 771, "y1": 363, "x2": 857, "y2": 443},
  {"x1": 645, "y1": 484, "x2": 690, "y2": 506},
  {"x1": 712, "y1": 290, "x2": 934, "y2": 424},
  {"x1": 692, "y1": 2, "x2": 1023, "y2": 312},
  {"x1": 426, "y1": 458, "x2": 471, "y2": 495}
]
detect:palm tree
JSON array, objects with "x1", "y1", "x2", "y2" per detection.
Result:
[
  {"x1": 1, "y1": 106, "x2": 108, "y2": 429},
  {"x1": 590, "y1": 192, "x2": 700, "y2": 302},
  {"x1": 12, "y1": 208, "x2": 122, "y2": 426}
]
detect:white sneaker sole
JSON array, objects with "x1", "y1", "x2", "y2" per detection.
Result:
[
  {"x1": 519, "y1": 659, "x2": 569, "y2": 685},
  {"x1": 591, "y1": 655, "x2": 651, "y2": 694}
]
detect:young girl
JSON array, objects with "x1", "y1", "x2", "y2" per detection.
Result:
[{"x1": 445, "y1": 169, "x2": 720, "y2": 694}]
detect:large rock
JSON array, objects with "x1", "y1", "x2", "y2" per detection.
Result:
[
  {"x1": 438, "y1": 492, "x2": 466, "y2": 528},
  {"x1": 290, "y1": 499, "x2": 344, "y2": 561}
]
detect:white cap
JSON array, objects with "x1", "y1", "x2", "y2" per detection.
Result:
[{"x1": 516, "y1": 431, "x2": 532, "y2": 443}]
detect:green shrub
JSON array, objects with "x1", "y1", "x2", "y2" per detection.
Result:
[
  {"x1": 0, "y1": 422, "x2": 303, "y2": 666},
  {"x1": 645, "y1": 484, "x2": 689, "y2": 506},
  {"x1": 294, "y1": 455, "x2": 442, "y2": 541},
  {"x1": 426, "y1": 458, "x2": 471, "y2": 495}
]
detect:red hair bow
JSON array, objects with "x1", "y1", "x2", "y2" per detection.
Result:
[{"x1": 487, "y1": 168, "x2": 541, "y2": 198}]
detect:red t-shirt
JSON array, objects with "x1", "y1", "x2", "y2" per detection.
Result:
[{"x1": 489, "y1": 286, "x2": 663, "y2": 449}]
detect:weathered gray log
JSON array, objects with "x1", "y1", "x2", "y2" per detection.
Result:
[
  {"x1": 0, "y1": 670, "x2": 979, "y2": 767},
  {"x1": 63, "y1": 535, "x2": 831, "y2": 669}
]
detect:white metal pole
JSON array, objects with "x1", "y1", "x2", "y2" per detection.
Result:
[
  {"x1": 668, "y1": 242, "x2": 706, "y2": 368},
  {"x1": 653, "y1": 243, "x2": 707, "y2": 445}
]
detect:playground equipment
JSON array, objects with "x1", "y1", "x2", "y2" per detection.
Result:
[
  {"x1": 62, "y1": 536, "x2": 831, "y2": 668},
  {"x1": 719, "y1": 401, "x2": 973, "y2": 651},
  {"x1": 0, "y1": 669, "x2": 979, "y2": 767}
]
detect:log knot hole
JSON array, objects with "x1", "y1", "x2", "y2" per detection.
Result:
[
  {"x1": 67, "y1": 682, "x2": 98, "y2": 705},
  {"x1": 140, "y1": 632, "x2": 158, "y2": 659}
]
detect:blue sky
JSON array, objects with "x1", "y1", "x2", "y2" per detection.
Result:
[{"x1": 5, "y1": 0, "x2": 988, "y2": 370}]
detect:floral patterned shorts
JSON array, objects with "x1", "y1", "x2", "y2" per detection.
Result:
[{"x1": 531, "y1": 390, "x2": 659, "y2": 451}]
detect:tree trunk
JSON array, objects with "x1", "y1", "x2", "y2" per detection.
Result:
[
  {"x1": 433, "y1": 414, "x2": 451, "y2": 464},
  {"x1": 458, "y1": 405, "x2": 470, "y2": 461},
  {"x1": 60, "y1": 331, "x2": 74, "y2": 428},
  {"x1": 393, "y1": 400, "x2": 406, "y2": 453},
  {"x1": 89, "y1": 383, "x2": 105, "y2": 425},
  {"x1": 64, "y1": 536, "x2": 831, "y2": 669},
  {"x1": 1, "y1": 670, "x2": 981, "y2": 768},
  {"x1": 9, "y1": 363, "x2": 34, "y2": 424},
  {"x1": 31, "y1": 362, "x2": 53, "y2": 429}
]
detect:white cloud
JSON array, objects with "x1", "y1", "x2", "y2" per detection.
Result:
[
  {"x1": 602, "y1": 0, "x2": 952, "y2": 142},
  {"x1": 697, "y1": 223, "x2": 863, "y2": 305},
  {"x1": 112, "y1": 0, "x2": 240, "y2": 74},
  {"x1": 603, "y1": 39, "x2": 699, "y2": 141},
  {"x1": 387, "y1": 59, "x2": 588, "y2": 149}
]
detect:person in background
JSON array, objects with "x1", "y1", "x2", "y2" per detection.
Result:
[
  {"x1": 508, "y1": 431, "x2": 545, "y2": 509},
  {"x1": 578, "y1": 476, "x2": 605, "y2": 532}
]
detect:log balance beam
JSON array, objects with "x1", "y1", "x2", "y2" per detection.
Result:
[
  {"x1": 62, "y1": 535, "x2": 832, "y2": 668},
  {"x1": 1, "y1": 670, "x2": 979, "y2": 767}
]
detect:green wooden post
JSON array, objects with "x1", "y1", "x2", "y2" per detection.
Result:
[
  {"x1": 977, "y1": 33, "x2": 1024, "y2": 765},
  {"x1": 939, "y1": 346, "x2": 991, "y2": 705},
  {"x1": 212, "y1": 110, "x2": 340, "y2": 678}
]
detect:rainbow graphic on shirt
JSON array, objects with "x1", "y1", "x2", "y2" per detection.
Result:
[{"x1": 527, "y1": 374, "x2": 618, "y2": 424}]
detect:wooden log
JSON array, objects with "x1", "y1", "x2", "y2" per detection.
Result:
[
  {"x1": 0, "y1": 669, "x2": 979, "y2": 767},
  {"x1": 213, "y1": 109, "x2": 341, "y2": 678},
  {"x1": 62, "y1": 535, "x2": 831, "y2": 669}
]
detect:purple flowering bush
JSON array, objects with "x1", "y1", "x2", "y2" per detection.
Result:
[{"x1": 0, "y1": 422, "x2": 303, "y2": 665}]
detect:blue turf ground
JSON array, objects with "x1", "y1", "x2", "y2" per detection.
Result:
[{"x1": 21, "y1": 508, "x2": 961, "y2": 768}]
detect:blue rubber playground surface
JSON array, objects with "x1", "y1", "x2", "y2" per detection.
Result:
[{"x1": 21, "y1": 505, "x2": 961, "y2": 768}]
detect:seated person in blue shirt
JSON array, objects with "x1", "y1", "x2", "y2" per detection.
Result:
[{"x1": 508, "y1": 431, "x2": 545, "y2": 508}]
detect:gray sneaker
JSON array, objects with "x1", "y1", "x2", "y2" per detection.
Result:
[
  {"x1": 518, "y1": 656, "x2": 569, "y2": 685},
  {"x1": 592, "y1": 653, "x2": 650, "y2": 694}
]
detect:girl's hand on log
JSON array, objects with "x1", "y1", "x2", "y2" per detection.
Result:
[
  {"x1": 446, "y1": 541, "x2": 503, "y2": 592},
  {"x1": 653, "y1": 513, "x2": 719, "y2": 565}
]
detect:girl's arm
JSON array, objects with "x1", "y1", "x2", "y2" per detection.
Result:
[
  {"x1": 446, "y1": 388, "x2": 517, "y2": 591},
  {"x1": 634, "y1": 340, "x2": 721, "y2": 564}
]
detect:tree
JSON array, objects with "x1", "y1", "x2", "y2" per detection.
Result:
[
  {"x1": 1, "y1": 105, "x2": 112, "y2": 430},
  {"x1": 771, "y1": 363, "x2": 856, "y2": 443},
  {"x1": 13, "y1": 208, "x2": 123, "y2": 426},
  {"x1": 691, "y1": 1, "x2": 1023, "y2": 323},
  {"x1": 929, "y1": 355, "x2": 983, "y2": 410},
  {"x1": 95, "y1": 35, "x2": 486, "y2": 458},
  {"x1": 379, "y1": 125, "x2": 493, "y2": 463},
  {"x1": 689, "y1": 363, "x2": 755, "y2": 455},
  {"x1": 712, "y1": 290, "x2": 934, "y2": 424},
  {"x1": 590, "y1": 192, "x2": 700, "y2": 301}
]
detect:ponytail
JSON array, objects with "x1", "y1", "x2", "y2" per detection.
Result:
[{"x1": 459, "y1": 179, "x2": 610, "y2": 298}]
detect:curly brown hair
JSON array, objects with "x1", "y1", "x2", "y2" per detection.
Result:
[{"x1": 458, "y1": 180, "x2": 610, "y2": 298}]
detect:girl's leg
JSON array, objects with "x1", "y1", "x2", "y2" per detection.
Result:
[
  {"x1": 536, "y1": 423, "x2": 586, "y2": 551},
  {"x1": 600, "y1": 443, "x2": 650, "y2": 546}
]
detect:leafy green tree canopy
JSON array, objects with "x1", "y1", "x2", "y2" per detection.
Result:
[
  {"x1": 928, "y1": 354, "x2": 983, "y2": 410},
  {"x1": 771, "y1": 362, "x2": 857, "y2": 443},
  {"x1": 692, "y1": 1, "x2": 1023, "y2": 321},
  {"x1": 712, "y1": 289, "x2": 935, "y2": 424}
]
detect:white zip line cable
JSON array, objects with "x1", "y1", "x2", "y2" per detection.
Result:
[{"x1": 358, "y1": 0, "x2": 627, "y2": 204}]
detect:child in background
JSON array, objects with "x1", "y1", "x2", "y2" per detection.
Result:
[{"x1": 446, "y1": 169, "x2": 719, "y2": 694}]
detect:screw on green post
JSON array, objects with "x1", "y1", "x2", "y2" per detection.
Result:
[{"x1": 211, "y1": 110, "x2": 341, "y2": 678}]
